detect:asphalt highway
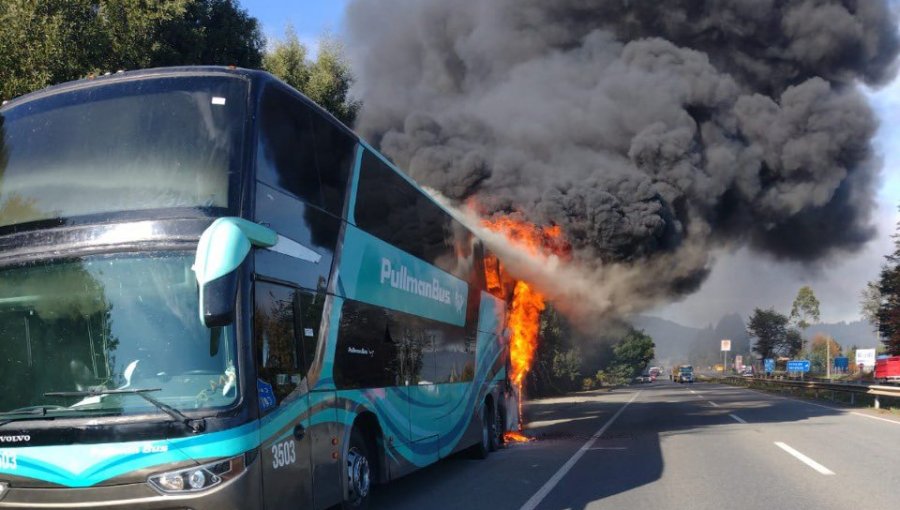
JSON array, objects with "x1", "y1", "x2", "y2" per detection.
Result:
[{"x1": 370, "y1": 381, "x2": 900, "y2": 510}]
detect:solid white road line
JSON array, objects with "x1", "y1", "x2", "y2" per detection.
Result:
[
  {"x1": 850, "y1": 412, "x2": 900, "y2": 426},
  {"x1": 731, "y1": 385, "x2": 900, "y2": 426},
  {"x1": 729, "y1": 413, "x2": 747, "y2": 424},
  {"x1": 519, "y1": 391, "x2": 641, "y2": 510},
  {"x1": 774, "y1": 442, "x2": 835, "y2": 475},
  {"x1": 708, "y1": 401, "x2": 719, "y2": 407}
]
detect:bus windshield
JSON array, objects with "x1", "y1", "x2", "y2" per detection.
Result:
[
  {"x1": 0, "y1": 252, "x2": 238, "y2": 418},
  {"x1": 0, "y1": 74, "x2": 247, "y2": 230}
]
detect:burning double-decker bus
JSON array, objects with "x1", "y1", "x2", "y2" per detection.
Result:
[{"x1": 0, "y1": 67, "x2": 528, "y2": 509}]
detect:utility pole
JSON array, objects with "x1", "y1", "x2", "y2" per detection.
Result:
[{"x1": 826, "y1": 336, "x2": 831, "y2": 380}]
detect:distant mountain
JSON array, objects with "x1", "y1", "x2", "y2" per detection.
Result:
[
  {"x1": 630, "y1": 315, "x2": 880, "y2": 366},
  {"x1": 629, "y1": 315, "x2": 699, "y2": 364},
  {"x1": 804, "y1": 321, "x2": 879, "y2": 350}
]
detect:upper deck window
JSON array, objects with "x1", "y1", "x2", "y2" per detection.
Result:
[
  {"x1": 256, "y1": 84, "x2": 355, "y2": 218},
  {"x1": 0, "y1": 74, "x2": 248, "y2": 231}
]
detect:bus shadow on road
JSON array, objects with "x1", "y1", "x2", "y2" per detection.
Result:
[{"x1": 369, "y1": 382, "x2": 846, "y2": 510}]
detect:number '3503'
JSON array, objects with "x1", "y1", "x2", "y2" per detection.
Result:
[{"x1": 271, "y1": 440, "x2": 295, "y2": 469}]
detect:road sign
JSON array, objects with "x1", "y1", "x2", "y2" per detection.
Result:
[
  {"x1": 764, "y1": 358, "x2": 775, "y2": 373},
  {"x1": 721, "y1": 339, "x2": 731, "y2": 352},
  {"x1": 735, "y1": 355, "x2": 743, "y2": 370},
  {"x1": 856, "y1": 348, "x2": 876, "y2": 369},
  {"x1": 833, "y1": 357, "x2": 849, "y2": 372},
  {"x1": 787, "y1": 360, "x2": 810, "y2": 373}
]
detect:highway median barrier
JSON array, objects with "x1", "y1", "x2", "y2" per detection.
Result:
[{"x1": 721, "y1": 376, "x2": 900, "y2": 411}]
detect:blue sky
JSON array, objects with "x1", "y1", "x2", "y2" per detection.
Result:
[
  {"x1": 241, "y1": 0, "x2": 350, "y2": 52},
  {"x1": 240, "y1": 1, "x2": 900, "y2": 326}
]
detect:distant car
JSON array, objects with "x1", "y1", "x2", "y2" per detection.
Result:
[
  {"x1": 677, "y1": 365, "x2": 694, "y2": 383},
  {"x1": 741, "y1": 368, "x2": 754, "y2": 378}
]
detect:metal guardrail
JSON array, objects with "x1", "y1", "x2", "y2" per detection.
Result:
[{"x1": 722, "y1": 376, "x2": 900, "y2": 408}]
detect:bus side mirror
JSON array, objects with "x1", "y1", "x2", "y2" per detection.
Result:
[{"x1": 194, "y1": 217, "x2": 277, "y2": 328}]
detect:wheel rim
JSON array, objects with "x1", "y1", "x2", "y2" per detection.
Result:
[{"x1": 347, "y1": 447, "x2": 371, "y2": 501}]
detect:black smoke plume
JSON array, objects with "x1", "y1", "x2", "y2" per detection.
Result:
[{"x1": 346, "y1": 0, "x2": 899, "y2": 319}]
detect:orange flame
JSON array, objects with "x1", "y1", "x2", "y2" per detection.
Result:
[
  {"x1": 480, "y1": 214, "x2": 569, "y2": 435},
  {"x1": 507, "y1": 281, "x2": 545, "y2": 388},
  {"x1": 484, "y1": 253, "x2": 503, "y2": 296},
  {"x1": 503, "y1": 431, "x2": 533, "y2": 443}
]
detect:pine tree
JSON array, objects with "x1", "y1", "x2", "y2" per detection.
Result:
[
  {"x1": 263, "y1": 26, "x2": 361, "y2": 126},
  {"x1": 876, "y1": 213, "x2": 900, "y2": 354}
]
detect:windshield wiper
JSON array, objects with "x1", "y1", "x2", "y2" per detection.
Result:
[
  {"x1": 0, "y1": 406, "x2": 113, "y2": 427},
  {"x1": 44, "y1": 388, "x2": 206, "y2": 433},
  {"x1": 0, "y1": 406, "x2": 62, "y2": 426}
]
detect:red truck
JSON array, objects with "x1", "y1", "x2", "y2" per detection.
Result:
[{"x1": 874, "y1": 356, "x2": 900, "y2": 384}]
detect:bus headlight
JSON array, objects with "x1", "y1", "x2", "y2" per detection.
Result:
[{"x1": 148, "y1": 454, "x2": 245, "y2": 494}]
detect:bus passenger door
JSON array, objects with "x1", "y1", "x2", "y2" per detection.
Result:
[{"x1": 255, "y1": 282, "x2": 316, "y2": 510}]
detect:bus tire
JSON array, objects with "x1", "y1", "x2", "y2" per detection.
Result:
[
  {"x1": 342, "y1": 427, "x2": 373, "y2": 510},
  {"x1": 493, "y1": 404, "x2": 506, "y2": 450},
  {"x1": 469, "y1": 401, "x2": 494, "y2": 459}
]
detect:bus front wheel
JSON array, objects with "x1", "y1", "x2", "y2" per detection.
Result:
[{"x1": 342, "y1": 428, "x2": 373, "y2": 510}]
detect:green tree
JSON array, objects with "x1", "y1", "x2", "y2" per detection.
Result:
[
  {"x1": 875, "y1": 214, "x2": 900, "y2": 355},
  {"x1": 0, "y1": 0, "x2": 99, "y2": 99},
  {"x1": 551, "y1": 347, "x2": 581, "y2": 387},
  {"x1": 860, "y1": 281, "x2": 882, "y2": 336},
  {"x1": 748, "y1": 308, "x2": 801, "y2": 360},
  {"x1": 610, "y1": 328, "x2": 655, "y2": 379},
  {"x1": 262, "y1": 27, "x2": 361, "y2": 125},
  {"x1": 139, "y1": 0, "x2": 264, "y2": 69},
  {"x1": 526, "y1": 304, "x2": 570, "y2": 395},
  {"x1": 785, "y1": 328, "x2": 803, "y2": 358},
  {"x1": 809, "y1": 334, "x2": 841, "y2": 374},
  {"x1": 0, "y1": 0, "x2": 263, "y2": 100},
  {"x1": 262, "y1": 25, "x2": 310, "y2": 93},
  {"x1": 790, "y1": 286, "x2": 821, "y2": 332}
]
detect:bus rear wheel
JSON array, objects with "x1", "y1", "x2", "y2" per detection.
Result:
[
  {"x1": 342, "y1": 428, "x2": 373, "y2": 510},
  {"x1": 470, "y1": 401, "x2": 495, "y2": 459},
  {"x1": 493, "y1": 405, "x2": 506, "y2": 451}
]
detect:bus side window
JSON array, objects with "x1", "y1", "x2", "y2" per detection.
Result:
[
  {"x1": 257, "y1": 85, "x2": 323, "y2": 209},
  {"x1": 254, "y1": 282, "x2": 302, "y2": 410},
  {"x1": 333, "y1": 300, "x2": 396, "y2": 389},
  {"x1": 309, "y1": 110, "x2": 355, "y2": 216},
  {"x1": 295, "y1": 290, "x2": 324, "y2": 377},
  {"x1": 257, "y1": 83, "x2": 354, "y2": 218}
]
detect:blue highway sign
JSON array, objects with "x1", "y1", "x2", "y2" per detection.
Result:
[{"x1": 786, "y1": 360, "x2": 810, "y2": 373}]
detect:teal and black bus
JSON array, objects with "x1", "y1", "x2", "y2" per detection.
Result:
[{"x1": 0, "y1": 67, "x2": 517, "y2": 509}]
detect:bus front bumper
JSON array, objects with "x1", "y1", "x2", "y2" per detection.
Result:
[{"x1": 0, "y1": 462, "x2": 261, "y2": 510}]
